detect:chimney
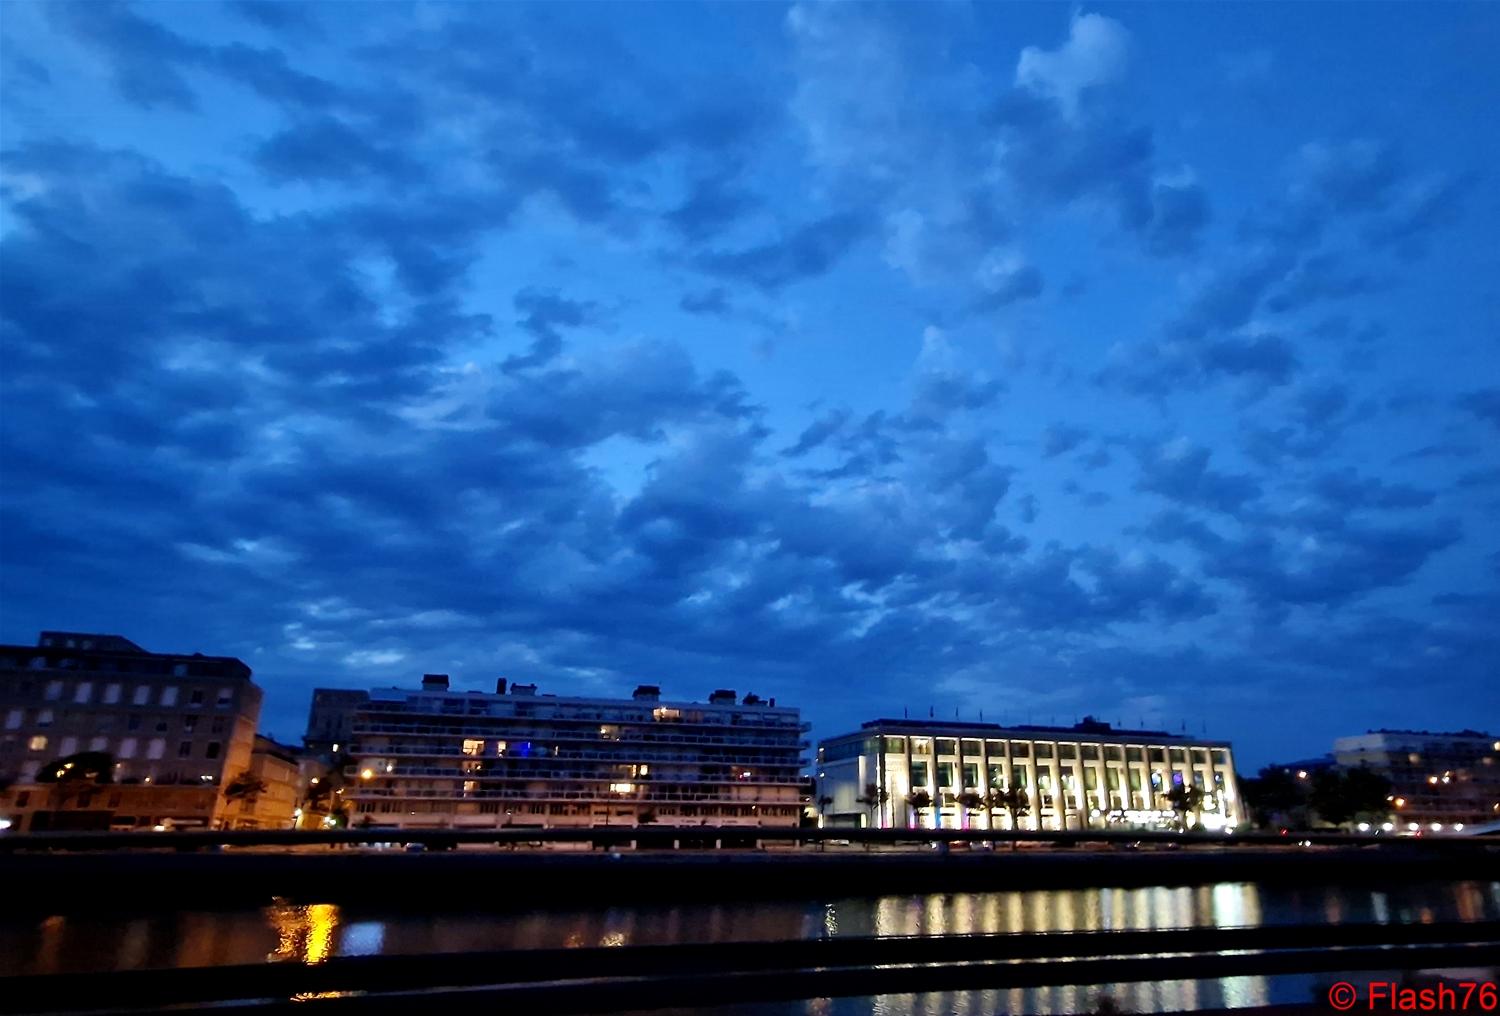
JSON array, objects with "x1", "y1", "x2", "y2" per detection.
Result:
[
  {"x1": 510, "y1": 682, "x2": 537, "y2": 696},
  {"x1": 495, "y1": 677, "x2": 508, "y2": 695},
  {"x1": 421, "y1": 673, "x2": 449, "y2": 690},
  {"x1": 632, "y1": 685, "x2": 661, "y2": 702},
  {"x1": 742, "y1": 692, "x2": 762, "y2": 705},
  {"x1": 709, "y1": 689, "x2": 736, "y2": 705}
]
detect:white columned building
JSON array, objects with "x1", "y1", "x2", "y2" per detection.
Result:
[{"x1": 817, "y1": 717, "x2": 1240, "y2": 832}]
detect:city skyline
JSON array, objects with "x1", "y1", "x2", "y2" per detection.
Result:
[{"x1": 2, "y1": 2, "x2": 1498, "y2": 770}]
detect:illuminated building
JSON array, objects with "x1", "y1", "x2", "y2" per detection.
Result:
[
  {"x1": 1333, "y1": 729, "x2": 1500, "y2": 830},
  {"x1": 818, "y1": 717, "x2": 1241, "y2": 831},
  {"x1": 0, "y1": 631, "x2": 262, "y2": 831},
  {"x1": 341, "y1": 675, "x2": 808, "y2": 828}
]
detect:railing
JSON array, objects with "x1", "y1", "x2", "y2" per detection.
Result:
[{"x1": 4, "y1": 921, "x2": 1497, "y2": 1014}]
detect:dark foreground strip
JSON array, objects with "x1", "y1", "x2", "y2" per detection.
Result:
[{"x1": 5, "y1": 922, "x2": 1498, "y2": 1014}]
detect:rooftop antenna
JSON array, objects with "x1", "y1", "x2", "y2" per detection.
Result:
[
  {"x1": 979, "y1": 708, "x2": 984, "y2": 721},
  {"x1": 955, "y1": 707, "x2": 959, "y2": 720},
  {"x1": 903, "y1": 706, "x2": 908, "y2": 719},
  {"x1": 929, "y1": 705, "x2": 934, "y2": 719}
]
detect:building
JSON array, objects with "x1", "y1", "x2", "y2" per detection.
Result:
[
  {"x1": 818, "y1": 717, "x2": 1241, "y2": 831},
  {"x1": 303, "y1": 688, "x2": 369, "y2": 759},
  {"x1": 219, "y1": 735, "x2": 304, "y2": 830},
  {"x1": 1333, "y1": 729, "x2": 1500, "y2": 831},
  {"x1": 0, "y1": 631, "x2": 263, "y2": 831},
  {"x1": 337, "y1": 675, "x2": 808, "y2": 829}
]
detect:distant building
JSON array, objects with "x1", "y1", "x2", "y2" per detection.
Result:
[
  {"x1": 1333, "y1": 729, "x2": 1500, "y2": 831},
  {"x1": 219, "y1": 735, "x2": 304, "y2": 830},
  {"x1": 339, "y1": 675, "x2": 808, "y2": 829},
  {"x1": 0, "y1": 631, "x2": 262, "y2": 831},
  {"x1": 818, "y1": 717, "x2": 1241, "y2": 831},
  {"x1": 303, "y1": 688, "x2": 369, "y2": 760}
]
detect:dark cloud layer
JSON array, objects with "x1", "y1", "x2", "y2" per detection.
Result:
[{"x1": 1, "y1": 2, "x2": 1495, "y2": 764}]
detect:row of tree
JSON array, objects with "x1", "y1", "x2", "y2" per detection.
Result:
[
  {"x1": 839, "y1": 781, "x2": 1206, "y2": 836},
  {"x1": 1238, "y1": 766, "x2": 1392, "y2": 830}
]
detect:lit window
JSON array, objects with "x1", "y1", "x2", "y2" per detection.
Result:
[
  {"x1": 74, "y1": 682, "x2": 93, "y2": 704},
  {"x1": 147, "y1": 738, "x2": 166, "y2": 760},
  {"x1": 119, "y1": 737, "x2": 138, "y2": 759},
  {"x1": 610, "y1": 782, "x2": 635, "y2": 795},
  {"x1": 461, "y1": 739, "x2": 485, "y2": 756},
  {"x1": 59, "y1": 736, "x2": 78, "y2": 756},
  {"x1": 652, "y1": 707, "x2": 680, "y2": 722},
  {"x1": 28, "y1": 735, "x2": 48, "y2": 752},
  {"x1": 161, "y1": 686, "x2": 179, "y2": 707},
  {"x1": 89, "y1": 737, "x2": 108, "y2": 752},
  {"x1": 133, "y1": 686, "x2": 150, "y2": 706}
]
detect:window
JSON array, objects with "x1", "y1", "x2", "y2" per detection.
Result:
[
  {"x1": 1010, "y1": 742, "x2": 1031, "y2": 758},
  {"x1": 910, "y1": 760, "x2": 930, "y2": 787},
  {"x1": 1085, "y1": 768, "x2": 1099, "y2": 790},
  {"x1": 28, "y1": 735, "x2": 48, "y2": 752},
  {"x1": 988, "y1": 764, "x2": 1004, "y2": 788},
  {"x1": 960, "y1": 739, "x2": 982, "y2": 756},
  {"x1": 1082, "y1": 744, "x2": 1100, "y2": 761},
  {"x1": 937, "y1": 762, "x2": 954, "y2": 787},
  {"x1": 962, "y1": 763, "x2": 979, "y2": 788},
  {"x1": 216, "y1": 688, "x2": 233, "y2": 708},
  {"x1": 205, "y1": 742, "x2": 221, "y2": 759},
  {"x1": 936, "y1": 738, "x2": 957, "y2": 756},
  {"x1": 127, "y1": 715, "x2": 141, "y2": 731},
  {"x1": 883, "y1": 736, "x2": 907, "y2": 753},
  {"x1": 103, "y1": 683, "x2": 121, "y2": 704},
  {"x1": 211, "y1": 717, "x2": 226, "y2": 734},
  {"x1": 1036, "y1": 743, "x2": 1054, "y2": 759},
  {"x1": 986, "y1": 739, "x2": 1007, "y2": 756},
  {"x1": 89, "y1": 736, "x2": 108, "y2": 751},
  {"x1": 4, "y1": 708, "x2": 21, "y2": 730},
  {"x1": 161, "y1": 686, "x2": 178, "y2": 707},
  {"x1": 17, "y1": 791, "x2": 31, "y2": 807},
  {"x1": 119, "y1": 738, "x2": 138, "y2": 759},
  {"x1": 1127, "y1": 747, "x2": 1145, "y2": 763},
  {"x1": 462, "y1": 739, "x2": 485, "y2": 756},
  {"x1": 1013, "y1": 768, "x2": 1028, "y2": 788},
  {"x1": 133, "y1": 686, "x2": 150, "y2": 706},
  {"x1": 1059, "y1": 744, "x2": 1077, "y2": 760},
  {"x1": 178, "y1": 741, "x2": 193, "y2": 758},
  {"x1": 172, "y1": 664, "x2": 188, "y2": 677},
  {"x1": 74, "y1": 682, "x2": 93, "y2": 704},
  {"x1": 190, "y1": 689, "x2": 204, "y2": 705},
  {"x1": 147, "y1": 738, "x2": 166, "y2": 760},
  {"x1": 59, "y1": 735, "x2": 78, "y2": 755},
  {"x1": 911, "y1": 737, "x2": 932, "y2": 754},
  {"x1": 37, "y1": 709, "x2": 53, "y2": 728},
  {"x1": 44, "y1": 680, "x2": 63, "y2": 700},
  {"x1": 182, "y1": 717, "x2": 196, "y2": 733}
]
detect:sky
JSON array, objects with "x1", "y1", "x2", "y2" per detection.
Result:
[{"x1": 1, "y1": 2, "x2": 1497, "y2": 769}]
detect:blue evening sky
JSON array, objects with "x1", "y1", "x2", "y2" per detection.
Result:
[{"x1": 2, "y1": 2, "x2": 1496, "y2": 767}]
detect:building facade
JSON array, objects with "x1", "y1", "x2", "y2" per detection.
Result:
[
  {"x1": 339, "y1": 675, "x2": 808, "y2": 829},
  {"x1": 220, "y1": 735, "x2": 304, "y2": 830},
  {"x1": 0, "y1": 631, "x2": 263, "y2": 831},
  {"x1": 818, "y1": 718, "x2": 1241, "y2": 831},
  {"x1": 1333, "y1": 729, "x2": 1499, "y2": 831}
]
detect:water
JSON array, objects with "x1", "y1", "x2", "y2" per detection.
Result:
[{"x1": 7, "y1": 880, "x2": 1499, "y2": 1013}]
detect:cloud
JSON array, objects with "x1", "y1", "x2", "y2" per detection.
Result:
[
  {"x1": 1458, "y1": 389, "x2": 1500, "y2": 431},
  {"x1": 1134, "y1": 438, "x2": 1261, "y2": 515},
  {"x1": 694, "y1": 212, "x2": 868, "y2": 291},
  {"x1": 1041, "y1": 424, "x2": 1089, "y2": 458},
  {"x1": 503, "y1": 289, "x2": 601, "y2": 373},
  {"x1": 1015, "y1": 12, "x2": 1131, "y2": 119}
]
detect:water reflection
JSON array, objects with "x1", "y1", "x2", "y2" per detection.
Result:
[
  {"x1": 3, "y1": 879, "x2": 1497, "y2": 1014},
  {"x1": 266, "y1": 901, "x2": 339, "y2": 965}
]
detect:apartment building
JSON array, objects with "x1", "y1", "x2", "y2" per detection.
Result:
[
  {"x1": 1333, "y1": 729, "x2": 1499, "y2": 831},
  {"x1": 818, "y1": 717, "x2": 1241, "y2": 831},
  {"x1": 340, "y1": 675, "x2": 808, "y2": 829},
  {"x1": 0, "y1": 631, "x2": 262, "y2": 831}
]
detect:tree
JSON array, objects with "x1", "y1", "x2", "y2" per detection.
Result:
[
  {"x1": 36, "y1": 751, "x2": 115, "y2": 812},
  {"x1": 1166, "y1": 783, "x2": 1204, "y2": 831},
  {"x1": 955, "y1": 791, "x2": 985, "y2": 830},
  {"x1": 905, "y1": 789, "x2": 933, "y2": 828},
  {"x1": 987, "y1": 787, "x2": 1030, "y2": 850},
  {"x1": 1310, "y1": 768, "x2": 1392, "y2": 829},
  {"x1": 857, "y1": 783, "x2": 888, "y2": 828},
  {"x1": 1240, "y1": 767, "x2": 1308, "y2": 829},
  {"x1": 224, "y1": 771, "x2": 268, "y2": 802}
]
